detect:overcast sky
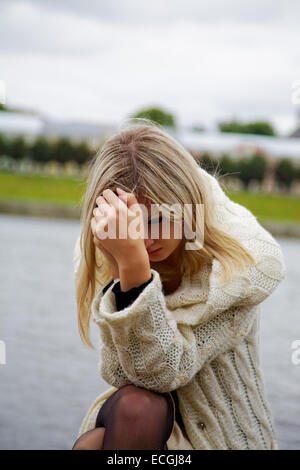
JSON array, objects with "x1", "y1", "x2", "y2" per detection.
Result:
[{"x1": 0, "y1": 0, "x2": 299, "y2": 134}]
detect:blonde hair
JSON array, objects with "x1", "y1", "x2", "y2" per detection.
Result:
[{"x1": 75, "y1": 118, "x2": 255, "y2": 347}]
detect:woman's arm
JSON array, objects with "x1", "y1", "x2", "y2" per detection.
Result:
[
  {"x1": 73, "y1": 236, "x2": 132, "y2": 388},
  {"x1": 118, "y1": 257, "x2": 152, "y2": 291},
  {"x1": 93, "y1": 236, "x2": 286, "y2": 393},
  {"x1": 96, "y1": 275, "x2": 153, "y2": 388},
  {"x1": 93, "y1": 268, "x2": 255, "y2": 393}
]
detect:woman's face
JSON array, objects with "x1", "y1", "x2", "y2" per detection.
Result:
[{"x1": 138, "y1": 198, "x2": 183, "y2": 265}]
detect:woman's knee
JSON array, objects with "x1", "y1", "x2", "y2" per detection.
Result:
[{"x1": 111, "y1": 385, "x2": 170, "y2": 424}]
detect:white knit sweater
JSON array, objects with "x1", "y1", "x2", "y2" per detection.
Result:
[{"x1": 74, "y1": 167, "x2": 286, "y2": 450}]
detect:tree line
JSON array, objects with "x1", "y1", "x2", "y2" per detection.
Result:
[
  {"x1": 197, "y1": 152, "x2": 300, "y2": 191},
  {"x1": 0, "y1": 134, "x2": 94, "y2": 165},
  {"x1": 133, "y1": 107, "x2": 277, "y2": 136},
  {"x1": 0, "y1": 133, "x2": 300, "y2": 191}
]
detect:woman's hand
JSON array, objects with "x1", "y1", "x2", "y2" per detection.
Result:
[
  {"x1": 91, "y1": 188, "x2": 149, "y2": 270},
  {"x1": 90, "y1": 226, "x2": 119, "y2": 279}
]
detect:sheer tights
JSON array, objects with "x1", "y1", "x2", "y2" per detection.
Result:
[{"x1": 72, "y1": 384, "x2": 174, "y2": 450}]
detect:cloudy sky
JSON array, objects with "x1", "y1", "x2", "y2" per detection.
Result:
[{"x1": 0, "y1": 0, "x2": 299, "y2": 134}]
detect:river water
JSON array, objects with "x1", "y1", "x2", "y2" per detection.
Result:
[{"x1": 0, "y1": 214, "x2": 299, "y2": 450}]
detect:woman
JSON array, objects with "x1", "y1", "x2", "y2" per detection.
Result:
[{"x1": 72, "y1": 119, "x2": 286, "y2": 450}]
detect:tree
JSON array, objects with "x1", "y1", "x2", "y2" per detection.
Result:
[
  {"x1": 72, "y1": 140, "x2": 94, "y2": 165},
  {"x1": 191, "y1": 125, "x2": 205, "y2": 132},
  {"x1": 30, "y1": 136, "x2": 54, "y2": 163},
  {"x1": 218, "y1": 120, "x2": 276, "y2": 136},
  {"x1": 275, "y1": 159, "x2": 295, "y2": 190},
  {"x1": 132, "y1": 107, "x2": 176, "y2": 128},
  {"x1": 197, "y1": 152, "x2": 217, "y2": 174},
  {"x1": 9, "y1": 136, "x2": 28, "y2": 160},
  {"x1": 0, "y1": 133, "x2": 8, "y2": 156},
  {"x1": 235, "y1": 158, "x2": 252, "y2": 188},
  {"x1": 218, "y1": 120, "x2": 242, "y2": 134},
  {"x1": 52, "y1": 137, "x2": 74, "y2": 163},
  {"x1": 234, "y1": 155, "x2": 267, "y2": 189},
  {"x1": 246, "y1": 121, "x2": 275, "y2": 136},
  {"x1": 218, "y1": 154, "x2": 237, "y2": 177},
  {"x1": 247, "y1": 155, "x2": 267, "y2": 184}
]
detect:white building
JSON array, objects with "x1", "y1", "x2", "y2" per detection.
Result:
[
  {"x1": 1, "y1": 111, "x2": 300, "y2": 161},
  {"x1": 175, "y1": 129, "x2": 300, "y2": 162},
  {"x1": 0, "y1": 111, "x2": 115, "y2": 146}
]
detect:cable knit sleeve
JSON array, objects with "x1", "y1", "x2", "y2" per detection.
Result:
[
  {"x1": 73, "y1": 235, "x2": 134, "y2": 388},
  {"x1": 92, "y1": 228, "x2": 286, "y2": 393},
  {"x1": 95, "y1": 276, "x2": 155, "y2": 388},
  {"x1": 94, "y1": 288, "x2": 139, "y2": 390}
]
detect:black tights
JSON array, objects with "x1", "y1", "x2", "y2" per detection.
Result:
[{"x1": 74, "y1": 384, "x2": 174, "y2": 450}]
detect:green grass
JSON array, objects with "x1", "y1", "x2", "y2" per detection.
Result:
[
  {"x1": 0, "y1": 171, "x2": 86, "y2": 206},
  {"x1": 0, "y1": 171, "x2": 300, "y2": 224},
  {"x1": 227, "y1": 191, "x2": 300, "y2": 224}
]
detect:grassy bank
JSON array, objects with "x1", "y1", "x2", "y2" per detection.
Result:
[
  {"x1": 0, "y1": 171, "x2": 86, "y2": 206},
  {"x1": 0, "y1": 171, "x2": 300, "y2": 224},
  {"x1": 227, "y1": 191, "x2": 300, "y2": 224}
]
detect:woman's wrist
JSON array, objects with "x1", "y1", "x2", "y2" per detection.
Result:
[{"x1": 118, "y1": 257, "x2": 151, "y2": 292}]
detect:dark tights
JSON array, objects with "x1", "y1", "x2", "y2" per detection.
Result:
[{"x1": 73, "y1": 384, "x2": 174, "y2": 450}]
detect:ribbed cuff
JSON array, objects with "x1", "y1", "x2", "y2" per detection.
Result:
[
  {"x1": 112, "y1": 274, "x2": 153, "y2": 311},
  {"x1": 93, "y1": 269, "x2": 162, "y2": 325}
]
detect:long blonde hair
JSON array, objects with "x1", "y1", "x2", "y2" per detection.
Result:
[{"x1": 75, "y1": 118, "x2": 255, "y2": 347}]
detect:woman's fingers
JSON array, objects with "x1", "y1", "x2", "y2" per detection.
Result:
[
  {"x1": 95, "y1": 190, "x2": 134, "y2": 216},
  {"x1": 116, "y1": 188, "x2": 140, "y2": 210},
  {"x1": 91, "y1": 216, "x2": 107, "y2": 240},
  {"x1": 91, "y1": 217, "x2": 97, "y2": 235},
  {"x1": 93, "y1": 207, "x2": 103, "y2": 217},
  {"x1": 95, "y1": 195, "x2": 110, "y2": 214},
  {"x1": 96, "y1": 193, "x2": 114, "y2": 209},
  {"x1": 93, "y1": 188, "x2": 146, "y2": 245},
  {"x1": 91, "y1": 218, "x2": 107, "y2": 247},
  {"x1": 101, "y1": 189, "x2": 128, "y2": 210}
]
